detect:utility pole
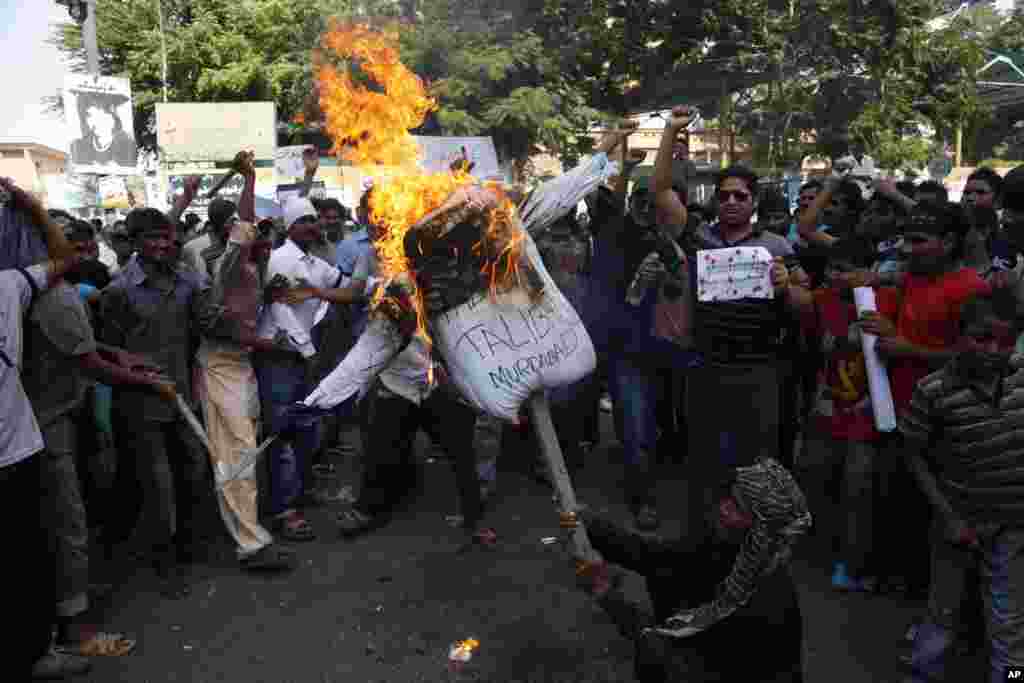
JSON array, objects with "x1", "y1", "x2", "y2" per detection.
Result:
[
  {"x1": 83, "y1": 0, "x2": 99, "y2": 73},
  {"x1": 56, "y1": 0, "x2": 99, "y2": 74},
  {"x1": 156, "y1": 0, "x2": 169, "y2": 102}
]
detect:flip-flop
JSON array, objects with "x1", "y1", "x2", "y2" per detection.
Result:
[
  {"x1": 274, "y1": 512, "x2": 316, "y2": 542},
  {"x1": 241, "y1": 544, "x2": 296, "y2": 571},
  {"x1": 58, "y1": 633, "x2": 137, "y2": 657}
]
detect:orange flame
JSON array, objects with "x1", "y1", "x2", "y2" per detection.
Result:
[
  {"x1": 316, "y1": 21, "x2": 434, "y2": 168},
  {"x1": 315, "y1": 23, "x2": 531, "y2": 343}
]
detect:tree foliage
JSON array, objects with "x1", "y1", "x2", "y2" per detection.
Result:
[
  {"x1": 391, "y1": 0, "x2": 606, "y2": 175},
  {"x1": 695, "y1": 0, "x2": 987, "y2": 171},
  {"x1": 50, "y1": 0, "x2": 993, "y2": 172}
]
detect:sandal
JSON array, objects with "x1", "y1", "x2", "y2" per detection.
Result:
[
  {"x1": 336, "y1": 508, "x2": 378, "y2": 537},
  {"x1": 241, "y1": 544, "x2": 296, "y2": 571},
  {"x1": 633, "y1": 505, "x2": 661, "y2": 532},
  {"x1": 457, "y1": 528, "x2": 498, "y2": 554},
  {"x1": 274, "y1": 511, "x2": 316, "y2": 542},
  {"x1": 58, "y1": 633, "x2": 137, "y2": 658}
]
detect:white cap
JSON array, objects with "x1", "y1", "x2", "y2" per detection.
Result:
[{"x1": 284, "y1": 197, "x2": 318, "y2": 229}]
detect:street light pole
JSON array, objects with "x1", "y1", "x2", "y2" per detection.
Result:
[
  {"x1": 156, "y1": 0, "x2": 168, "y2": 102},
  {"x1": 83, "y1": 0, "x2": 99, "y2": 73},
  {"x1": 57, "y1": 0, "x2": 100, "y2": 74}
]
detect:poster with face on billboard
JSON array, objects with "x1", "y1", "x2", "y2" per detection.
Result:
[{"x1": 63, "y1": 74, "x2": 139, "y2": 175}]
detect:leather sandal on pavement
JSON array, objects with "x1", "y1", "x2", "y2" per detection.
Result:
[
  {"x1": 273, "y1": 510, "x2": 316, "y2": 542},
  {"x1": 240, "y1": 544, "x2": 296, "y2": 571}
]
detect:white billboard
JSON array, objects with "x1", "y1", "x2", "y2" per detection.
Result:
[
  {"x1": 156, "y1": 102, "x2": 277, "y2": 164},
  {"x1": 63, "y1": 74, "x2": 139, "y2": 175}
]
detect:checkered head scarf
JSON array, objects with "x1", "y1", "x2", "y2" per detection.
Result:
[{"x1": 647, "y1": 458, "x2": 813, "y2": 639}]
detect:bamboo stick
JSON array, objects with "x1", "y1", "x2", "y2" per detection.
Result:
[{"x1": 526, "y1": 392, "x2": 600, "y2": 567}]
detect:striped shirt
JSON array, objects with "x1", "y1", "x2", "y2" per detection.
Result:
[{"x1": 899, "y1": 357, "x2": 1024, "y2": 525}]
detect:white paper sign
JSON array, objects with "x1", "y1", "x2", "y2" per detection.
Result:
[
  {"x1": 696, "y1": 247, "x2": 774, "y2": 302},
  {"x1": 274, "y1": 145, "x2": 312, "y2": 179},
  {"x1": 413, "y1": 136, "x2": 503, "y2": 181}
]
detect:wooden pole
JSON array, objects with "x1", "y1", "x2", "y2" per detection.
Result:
[
  {"x1": 955, "y1": 123, "x2": 964, "y2": 169},
  {"x1": 527, "y1": 393, "x2": 600, "y2": 568}
]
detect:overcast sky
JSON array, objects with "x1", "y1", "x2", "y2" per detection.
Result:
[{"x1": 0, "y1": 1, "x2": 72, "y2": 149}]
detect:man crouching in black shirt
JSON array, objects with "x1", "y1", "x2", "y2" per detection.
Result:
[{"x1": 578, "y1": 458, "x2": 811, "y2": 682}]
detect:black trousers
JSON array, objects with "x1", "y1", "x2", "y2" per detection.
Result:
[
  {"x1": 1, "y1": 455, "x2": 56, "y2": 677},
  {"x1": 587, "y1": 516, "x2": 804, "y2": 683},
  {"x1": 356, "y1": 386, "x2": 482, "y2": 530}
]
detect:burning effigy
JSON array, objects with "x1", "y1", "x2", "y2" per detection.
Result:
[
  {"x1": 302, "y1": 21, "x2": 598, "y2": 423},
  {"x1": 300, "y1": 22, "x2": 609, "y2": 566}
]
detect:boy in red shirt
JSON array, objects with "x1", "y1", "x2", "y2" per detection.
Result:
[{"x1": 801, "y1": 238, "x2": 885, "y2": 591}]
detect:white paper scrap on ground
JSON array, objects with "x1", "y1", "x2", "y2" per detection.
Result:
[
  {"x1": 853, "y1": 287, "x2": 897, "y2": 432},
  {"x1": 696, "y1": 247, "x2": 774, "y2": 302}
]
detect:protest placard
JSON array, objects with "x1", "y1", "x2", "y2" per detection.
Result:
[
  {"x1": 413, "y1": 136, "x2": 503, "y2": 181},
  {"x1": 63, "y1": 74, "x2": 138, "y2": 175}
]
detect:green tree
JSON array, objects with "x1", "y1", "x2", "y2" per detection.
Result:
[
  {"x1": 386, "y1": 0, "x2": 608, "y2": 179},
  {"x1": 704, "y1": 0, "x2": 986, "y2": 170}
]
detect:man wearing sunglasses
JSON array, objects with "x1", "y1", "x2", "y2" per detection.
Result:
[{"x1": 653, "y1": 105, "x2": 812, "y2": 539}]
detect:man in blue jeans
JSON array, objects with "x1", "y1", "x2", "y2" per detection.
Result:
[
  {"x1": 255, "y1": 197, "x2": 366, "y2": 541},
  {"x1": 585, "y1": 177, "x2": 679, "y2": 530}
]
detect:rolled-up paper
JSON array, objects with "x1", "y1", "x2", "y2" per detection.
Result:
[{"x1": 853, "y1": 287, "x2": 897, "y2": 432}]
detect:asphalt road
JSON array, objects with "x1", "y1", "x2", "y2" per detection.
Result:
[{"x1": 81, "y1": 417, "x2": 933, "y2": 683}]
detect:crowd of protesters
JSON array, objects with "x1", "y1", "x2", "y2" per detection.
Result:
[{"x1": 5, "y1": 103, "x2": 1024, "y2": 681}]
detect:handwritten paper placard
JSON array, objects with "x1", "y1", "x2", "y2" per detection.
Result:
[{"x1": 697, "y1": 247, "x2": 774, "y2": 302}]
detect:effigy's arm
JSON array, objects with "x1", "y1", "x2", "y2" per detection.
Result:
[
  {"x1": 302, "y1": 274, "x2": 418, "y2": 409},
  {"x1": 517, "y1": 153, "x2": 621, "y2": 237}
]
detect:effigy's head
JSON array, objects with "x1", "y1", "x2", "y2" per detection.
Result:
[{"x1": 399, "y1": 186, "x2": 542, "y2": 318}]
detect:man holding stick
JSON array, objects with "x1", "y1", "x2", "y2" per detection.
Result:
[
  {"x1": 195, "y1": 151, "x2": 298, "y2": 571},
  {"x1": 99, "y1": 208, "x2": 211, "y2": 598}
]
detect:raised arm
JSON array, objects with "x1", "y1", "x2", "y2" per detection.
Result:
[
  {"x1": 298, "y1": 147, "x2": 319, "y2": 199},
  {"x1": 797, "y1": 177, "x2": 839, "y2": 248},
  {"x1": 517, "y1": 123, "x2": 634, "y2": 235},
  {"x1": 237, "y1": 151, "x2": 256, "y2": 223},
  {"x1": 873, "y1": 177, "x2": 917, "y2": 214},
  {"x1": 167, "y1": 175, "x2": 201, "y2": 228},
  {"x1": 652, "y1": 106, "x2": 691, "y2": 229}
]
